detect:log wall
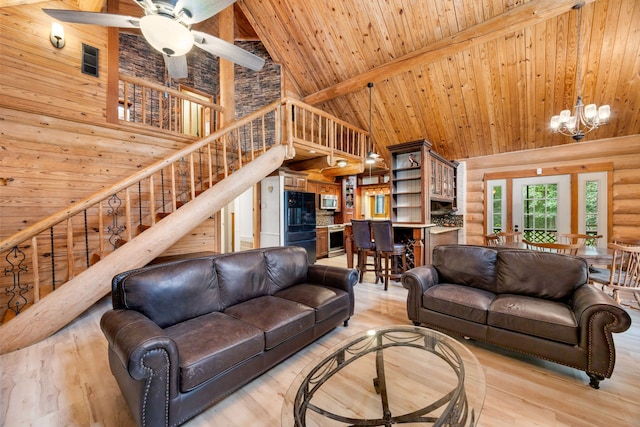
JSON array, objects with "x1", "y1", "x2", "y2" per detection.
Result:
[{"x1": 463, "y1": 134, "x2": 640, "y2": 245}]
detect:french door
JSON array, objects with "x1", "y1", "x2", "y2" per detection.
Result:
[
  {"x1": 487, "y1": 172, "x2": 607, "y2": 247},
  {"x1": 512, "y1": 175, "x2": 570, "y2": 241}
]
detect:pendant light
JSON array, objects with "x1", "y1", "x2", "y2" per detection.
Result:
[{"x1": 365, "y1": 82, "x2": 379, "y2": 164}]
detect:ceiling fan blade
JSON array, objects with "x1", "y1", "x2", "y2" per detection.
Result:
[
  {"x1": 175, "y1": 0, "x2": 237, "y2": 24},
  {"x1": 192, "y1": 31, "x2": 265, "y2": 71},
  {"x1": 43, "y1": 9, "x2": 140, "y2": 28},
  {"x1": 163, "y1": 54, "x2": 189, "y2": 79}
]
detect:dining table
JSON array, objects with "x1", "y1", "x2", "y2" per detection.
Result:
[{"x1": 498, "y1": 241, "x2": 613, "y2": 265}]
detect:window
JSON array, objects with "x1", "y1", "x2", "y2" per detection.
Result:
[
  {"x1": 486, "y1": 179, "x2": 506, "y2": 234},
  {"x1": 578, "y1": 172, "x2": 607, "y2": 247}
]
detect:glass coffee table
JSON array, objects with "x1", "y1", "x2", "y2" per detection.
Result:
[{"x1": 282, "y1": 326, "x2": 486, "y2": 426}]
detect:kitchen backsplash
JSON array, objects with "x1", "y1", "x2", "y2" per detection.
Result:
[
  {"x1": 431, "y1": 214, "x2": 464, "y2": 227},
  {"x1": 316, "y1": 210, "x2": 335, "y2": 226}
]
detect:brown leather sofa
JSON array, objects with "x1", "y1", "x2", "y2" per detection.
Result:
[
  {"x1": 402, "y1": 245, "x2": 632, "y2": 389},
  {"x1": 100, "y1": 246, "x2": 357, "y2": 427}
]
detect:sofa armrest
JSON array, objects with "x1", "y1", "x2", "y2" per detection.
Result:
[
  {"x1": 401, "y1": 265, "x2": 439, "y2": 322},
  {"x1": 307, "y1": 265, "x2": 358, "y2": 316},
  {"x1": 101, "y1": 309, "x2": 180, "y2": 393},
  {"x1": 571, "y1": 285, "x2": 632, "y2": 377}
]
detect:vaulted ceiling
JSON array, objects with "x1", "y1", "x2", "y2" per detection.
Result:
[
  {"x1": 9, "y1": 0, "x2": 640, "y2": 164},
  {"x1": 238, "y1": 0, "x2": 640, "y2": 163}
]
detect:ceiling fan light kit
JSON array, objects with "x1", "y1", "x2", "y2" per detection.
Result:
[
  {"x1": 43, "y1": 0, "x2": 265, "y2": 78},
  {"x1": 549, "y1": 2, "x2": 610, "y2": 141},
  {"x1": 139, "y1": 14, "x2": 193, "y2": 56}
]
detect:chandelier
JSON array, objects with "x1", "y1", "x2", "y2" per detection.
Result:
[{"x1": 549, "y1": 3, "x2": 610, "y2": 141}]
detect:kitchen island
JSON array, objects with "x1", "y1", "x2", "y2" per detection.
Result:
[{"x1": 344, "y1": 223, "x2": 461, "y2": 269}]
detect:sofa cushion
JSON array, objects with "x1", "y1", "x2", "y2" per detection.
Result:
[
  {"x1": 496, "y1": 250, "x2": 588, "y2": 301},
  {"x1": 224, "y1": 296, "x2": 315, "y2": 350},
  {"x1": 265, "y1": 247, "x2": 309, "y2": 292},
  {"x1": 164, "y1": 312, "x2": 264, "y2": 392},
  {"x1": 433, "y1": 245, "x2": 498, "y2": 293},
  {"x1": 215, "y1": 250, "x2": 269, "y2": 308},
  {"x1": 115, "y1": 258, "x2": 221, "y2": 328},
  {"x1": 423, "y1": 283, "x2": 496, "y2": 324},
  {"x1": 488, "y1": 294, "x2": 578, "y2": 345},
  {"x1": 275, "y1": 284, "x2": 349, "y2": 322}
]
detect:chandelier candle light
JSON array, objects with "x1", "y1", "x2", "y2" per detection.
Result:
[{"x1": 549, "y1": 2, "x2": 610, "y2": 141}]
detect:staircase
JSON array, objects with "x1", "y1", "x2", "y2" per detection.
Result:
[{"x1": 0, "y1": 98, "x2": 368, "y2": 355}]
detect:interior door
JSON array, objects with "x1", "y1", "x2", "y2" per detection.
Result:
[{"x1": 512, "y1": 175, "x2": 571, "y2": 241}]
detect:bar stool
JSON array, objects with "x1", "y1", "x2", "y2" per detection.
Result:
[
  {"x1": 351, "y1": 219, "x2": 380, "y2": 283},
  {"x1": 370, "y1": 220, "x2": 407, "y2": 291}
]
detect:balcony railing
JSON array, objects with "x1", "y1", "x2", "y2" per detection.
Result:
[{"x1": 118, "y1": 74, "x2": 223, "y2": 135}]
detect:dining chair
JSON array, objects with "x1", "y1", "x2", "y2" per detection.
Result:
[
  {"x1": 523, "y1": 239, "x2": 581, "y2": 255},
  {"x1": 556, "y1": 233, "x2": 603, "y2": 247},
  {"x1": 590, "y1": 243, "x2": 640, "y2": 308},
  {"x1": 370, "y1": 220, "x2": 407, "y2": 291},
  {"x1": 611, "y1": 236, "x2": 640, "y2": 246},
  {"x1": 484, "y1": 233, "x2": 500, "y2": 246},
  {"x1": 496, "y1": 231, "x2": 522, "y2": 244},
  {"x1": 350, "y1": 219, "x2": 380, "y2": 284}
]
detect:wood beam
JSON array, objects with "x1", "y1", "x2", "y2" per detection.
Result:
[
  {"x1": 287, "y1": 156, "x2": 334, "y2": 171},
  {"x1": 105, "y1": 0, "x2": 120, "y2": 124},
  {"x1": 287, "y1": 156, "x2": 364, "y2": 177},
  {"x1": 303, "y1": 0, "x2": 596, "y2": 105},
  {"x1": 219, "y1": 5, "x2": 235, "y2": 126}
]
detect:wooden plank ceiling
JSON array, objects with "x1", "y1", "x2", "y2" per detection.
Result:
[
  {"x1": 9, "y1": 0, "x2": 640, "y2": 163},
  {"x1": 238, "y1": 0, "x2": 640, "y2": 163}
]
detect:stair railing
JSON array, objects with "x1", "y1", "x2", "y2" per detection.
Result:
[
  {"x1": 0, "y1": 97, "x2": 368, "y2": 326},
  {"x1": 0, "y1": 100, "x2": 280, "y2": 322}
]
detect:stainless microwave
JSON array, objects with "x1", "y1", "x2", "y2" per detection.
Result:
[{"x1": 319, "y1": 194, "x2": 338, "y2": 210}]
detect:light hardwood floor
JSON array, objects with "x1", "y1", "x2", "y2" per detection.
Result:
[{"x1": 1, "y1": 254, "x2": 639, "y2": 426}]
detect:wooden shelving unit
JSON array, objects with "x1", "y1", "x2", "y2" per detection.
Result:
[
  {"x1": 389, "y1": 140, "x2": 431, "y2": 224},
  {"x1": 389, "y1": 139, "x2": 457, "y2": 223}
]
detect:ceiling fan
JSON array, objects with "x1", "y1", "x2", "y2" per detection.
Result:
[{"x1": 43, "y1": 0, "x2": 265, "y2": 78}]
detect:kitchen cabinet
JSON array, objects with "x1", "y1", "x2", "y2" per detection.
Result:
[
  {"x1": 309, "y1": 180, "x2": 341, "y2": 212},
  {"x1": 316, "y1": 227, "x2": 328, "y2": 259},
  {"x1": 426, "y1": 227, "x2": 459, "y2": 264},
  {"x1": 430, "y1": 153, "x2": 455, "y2": 202},
  {"x1": 317, "y1": 182, "x2": 339, "y2": 196},
  {"x1": 306, "y1": 181, "x2": 317, "y2": 194},
  {"x1": 335, "y1": 176, "x2": 356, "y2": 223},
  {"x1": 389, "y1": 140, "x2": 456, "y2": 224},
  {"x1": 283, "y1": 172, "x2": 307, "y2": 191}
]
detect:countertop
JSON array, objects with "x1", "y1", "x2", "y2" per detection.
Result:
[
  {"x1": 392, "y1": 223, "x2": 437, "y2": 228},
  {"x1": 335, "y1": 223, "x2": 461, "y2": 233},
  {"x1": 429, "y1": 226, "x2": 462, "y2": 234}
]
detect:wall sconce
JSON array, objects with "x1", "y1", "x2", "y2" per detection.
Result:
[
  {"x1": 50, "y1": 22, "x2": 65, "y2": 49},
  {"x1": 337, "y1": 160, "x2": 348, "y2": 168}
]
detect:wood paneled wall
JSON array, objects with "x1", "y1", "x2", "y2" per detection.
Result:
[
  {"x1": 463, "y1": 134, "x2": 640, "y2": 245},
  {"x1": 0, "y1": 107, "x2": 197, "y2": 236},
  {"x1": 1, "y1": 3, "x2": 109, "y2": 123}
]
